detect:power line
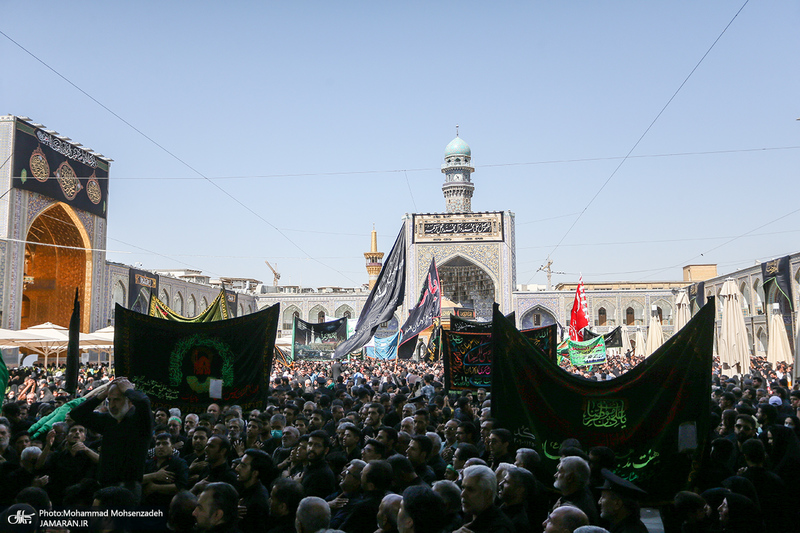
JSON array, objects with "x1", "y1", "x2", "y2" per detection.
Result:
[
  {"x1": 534, "y1": 0, "x2": 751, "y2": 280},
  {"x1": 0, "y1": 28, "x2": 360, "y2": 286}
]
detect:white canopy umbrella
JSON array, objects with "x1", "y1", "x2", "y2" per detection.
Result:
[
  {"x1": 719, "y1": 279, "x2": 750, "y2": 376},
  {"x1": 767, "y1": 304, "x2": 792, "y2": 369},
  {"x1": 17, "y1": 322, "x2": 100, "y2": 367},
  {"x1": 0, "y1": 328, "x2": 51, "y2": 347},
  {"x1": 633, "y1": 328, "x2": 646, "y2": 358},
  {"x1": 674, "y1": 290, "x2": 691, "y2": 332},
  {"x1": 620, "y1": 326, "x2": 632, "y2": 354},
  {"x1": 645, "y1": 307, "x2": 664, "y2": 357}
]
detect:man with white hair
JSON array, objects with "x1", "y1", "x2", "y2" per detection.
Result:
[
  {"x1": 69, "y1": 377, "x2": 152, "y2": 492},
  {"x1": 295, "y1": 496, "x2": 331, "y2": 533},
  {"x1": 456, "y1": 464, "x2": 515, "y2": 533},
  {"x1": 553, "y1": 456, "x2": 599, "y2": 525}
]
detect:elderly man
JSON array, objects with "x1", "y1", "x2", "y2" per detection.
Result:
[
  {"x1": 455, "y1": 464, "x2": 515, "y2": 533},
  {"x1": 553, "y1": 456, "x2": 599, "y2": 524},
  {"x1": 377, "y1": 493, "x2": 403, "y2": 533},
  {"x1": 295, "y1": 496, "x2": 331, "y2": 533},
  {"x1": 542, "y1": 505, "x2": 590, "y2": 533},
  {"x1": 596, "y1": 469, "x2": 648, "y2": 533},
  {"x1": 68, "y1": 377, "x2": 152, "y2": 493}
]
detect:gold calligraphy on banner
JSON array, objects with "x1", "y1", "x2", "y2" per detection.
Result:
[{"x1": 582, "y1": 399, "x2": 627, "y2": 429}]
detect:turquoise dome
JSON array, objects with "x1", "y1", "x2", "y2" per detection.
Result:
[{"x1": 444, "y1": 136, "x2": 471, "y2": 157}]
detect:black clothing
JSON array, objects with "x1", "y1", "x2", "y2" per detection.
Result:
[
  {"x1": 464, "y1": 504, "x2": 516, "y2": 533},
  {"x1": 238, "y1": 481, "x2": 270, "y2": 533},
  {"x1": 143, "y1": 454, "x2": 189, "y2": 507},
  {"x1": 326, "y1": 490, "x2": 362, "y2": 530},
  {"x1": 609, "y1": 514, "x2": 649, "y2": 533},
  {"x1": 428, "y1": 453, "x2": 448, "y2": 480},
  {"x1": 339, "y1": 489, "x2": 386, "y2": 533},
  {"x1": 69, "y1": 388, "x2": 153, "y2": 485},
  {"x1": 44, "y1": 447, "x2": 97, "y2": 505},
  {"x1": 501, "y1": 503, "x2": 531, "y2": 533},
  {"x1": 557, "y1": 486, "x2": 600, "y2": 525},
  {"x1": 301, "y1": 459, "x2": 336, "y2": 498},
  {"x1": 206, "y1": 461, "x2": 238, "y2": 486},
  {"x1": 265, "y1": 514, "x2": 296, "y2": 533},
  {"x1": 414, "y1": 463, "x2": 436, "y2": 485}
]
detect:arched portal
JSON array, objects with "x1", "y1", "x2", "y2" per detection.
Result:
[
  {"x1": 521, "y1": 306, "x2": 558, "y2": 330},
  {"x1": 22, "y1": 203, "x2": 91, "y2": 330},
  {"x1": 438, "y1": 256, "x2": 496, "y2": 319}
]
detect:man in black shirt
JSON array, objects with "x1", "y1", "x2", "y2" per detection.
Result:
[
  {"x1": 192, "y1": 435, "x2": 237, "y2": 493},
  {"x1": 142, "y1": 432, "x2": 189, "y2": 507},
  {"x1": 235, "y1": 449, "x2": 273, "y2": 533},
  {"x1": 301, "y1": 430, "x2": 336, "y2": 498},
  {"x1": 68, "y1": 377, "x2": 152, "y2": 496}
]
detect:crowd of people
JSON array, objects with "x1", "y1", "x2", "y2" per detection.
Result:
[{"x1": 0, "y1": 354, "x2": 798, "y2": 533}]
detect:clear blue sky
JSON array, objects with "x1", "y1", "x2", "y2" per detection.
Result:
[{"x1": 2, "y1": 2, "x2": 798, "y2": 288}]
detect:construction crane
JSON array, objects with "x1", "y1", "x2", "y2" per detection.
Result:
[{"x1": 264, "y1": 260, "x2": 281, "y2": 287}]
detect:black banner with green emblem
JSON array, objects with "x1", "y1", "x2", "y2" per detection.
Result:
[
  {"x1": 114, "y1": 303, "x2": 279, "y2": 412},
  {"x1": 491, "y1": 300, "x2": 714, "y2": 500}
]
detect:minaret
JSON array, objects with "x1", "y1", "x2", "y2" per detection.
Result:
[
  {"x1": 364, "y1": 225, "x2": 384, "y2": 290},
  {"x1": 441, "y1": 127, "x2": 475, "y2": 213}
]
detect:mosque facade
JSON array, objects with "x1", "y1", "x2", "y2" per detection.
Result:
[{"x1": 2, "y1": 115, "x2": 797, "y2": 370}]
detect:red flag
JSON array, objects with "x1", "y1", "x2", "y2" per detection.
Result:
[{"x1": 569, "y1": 276, "x2": 589, "y2": 341}]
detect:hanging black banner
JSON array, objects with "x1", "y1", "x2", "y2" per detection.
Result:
[
  {"x1": 761, "y1": 255, "x2": 794, "y2": 310},
  {"x1": 399, "y1": 258, "x2": 441, "y2": 348},
  {"x1": 491, "y1": 300, "x2": 714, "y2": 500},
  {"x1": 114, "y1": 303, "x2": 278, "y2": 412},
  {"x1": 12, "y1": 119, "x2": 110, "y2": 218},
  {"x1": 583, "y1": 326, "x2": 623, "y2": 348},
  {"x1": 334, "y1": 224, "x2": 406, "y2": 357},
  {"x1": 128, "y1": 269, "x2": 159, "y2": 315}
]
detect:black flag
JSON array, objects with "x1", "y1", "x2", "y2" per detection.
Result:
[
  {"x1": 582, "y1": 326, "x2": 623, "y2": 348},
  {"x1": 761, "y1": 256, "x2": 793, "y2": 310},
  {"x1": 334, "y1": 224, "x2": 406, "y2": 358},
  {"x1": 399, "y1": 258, "x2": 441, "y2": 348},
  {"x1": 66, "y1": 288, "x2": 80, "y2": 394}
]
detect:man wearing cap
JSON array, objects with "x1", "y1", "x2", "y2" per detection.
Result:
[{"x1": 596, "y1": 468, "x2": 648, "y2": 533}]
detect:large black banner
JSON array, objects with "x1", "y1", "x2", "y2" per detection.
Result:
[
  {"x1": 450, "y1": 312, "x2": 516, "y2": 333},
  {"x1": 292, "y1": 316, "x2": 348, "y2": 361},
  {"x1": 762, "y1": 255, "x2": 794, "y2": 310},
  {"x1": 128, "y1": 269, "x2": 159, "y2": 314},
  {"x1": 442, "y1": 323, "x2": 556, "y2": 391},
  {"x1": 335, "y1": 224, "x2": 406, "y2": 357},
  {"x1": 583, "y1": 326, "x2": 623, "y2": 348},
  {"x1": 12, "y1": 119, "x2": 110, "y2": 218},
  {"x1": 114, "y1": 303, "x2": 279, "y2": 412},
  {"x1": 491, "y1": 300, "x2": 714, "y2": 500},
  {"x1": 399, "y1": 258, "x2": 441, "y2": 349}
]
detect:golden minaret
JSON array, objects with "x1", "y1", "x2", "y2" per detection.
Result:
[{"x1": 364, "y1": 225, "x2": 384, "y2": 290}]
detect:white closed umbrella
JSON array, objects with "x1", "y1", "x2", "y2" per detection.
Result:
[
  {"x1": 645, "y1": 306, "x2": 664, "y2": 357},
  {"x1": 719, "y1": 279, "x2": 750, "y2": 376},
  {"x1": 767, "y1": 304, "x2": 792, "y2": 368},
  {"x1": 620, "y1": 326, "x2": 632, "y2": 354},
  {"x1": 633, "y1": 328, "x2": 646, "y2": 358},
  {"x1": 674, "y1": 290, "x2": 691, "y2": 332}
]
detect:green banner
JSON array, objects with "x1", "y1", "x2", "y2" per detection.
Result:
[
  {"x1": 490, "y1": 300, "x2": 714, "y2": 500},
  {"x1": 568, "y1": 336, "x2": 606, "y2": 367}
]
